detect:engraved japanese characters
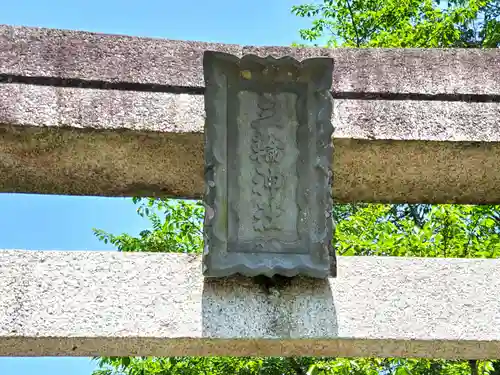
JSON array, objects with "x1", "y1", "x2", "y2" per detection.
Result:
[{"x1": 203, "y1": 51, "x2": 334, "y2": 278}]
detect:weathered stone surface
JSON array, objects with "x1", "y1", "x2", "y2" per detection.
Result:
[
  {"x1": 1, "y1": 83, "x2": 500, "y2": 203},
  {"x1": 1, "y1": 24, "x2": 499, "y2": 95},
  {"x1": 1, "y1": 24, "x2": 500, "y2": 204},
  {"x1": 0, "y1": 24, "x2": 241, "y2": 88},
  {"x1": 203, "y1": 52, "x2": 334, "y2": 278},
  {"x1": 0, "y1": 125, "x2": 203, "y2": 198},
  {"x1": 4, "y1": 83, "x2": 500, "y2": 141},
  {"x1": 243, "y1": 46, "x2": 500, "y2": 96},
  {"x1": 1, "y1": 250, "x2": 500, "y2": 358},
  {"x1": 333, "y1": 99, "x2": 500, "y2": 141},
  {"x1": 0, "y1": 83, "x2": 204, "y2": 133}
]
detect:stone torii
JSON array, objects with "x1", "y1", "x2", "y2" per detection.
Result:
[{"x1": 0, "y1": 24, "x2": 499, "y2": 359}]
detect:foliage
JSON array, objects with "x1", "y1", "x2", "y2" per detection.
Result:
[
  {"x1": 291, "y1": 0, "x2": 500, "y2": 48},
  {"x1": 92, "y1": 0, "x2": 500, "y2": 373},
  {"x1": 336, "y1": 204, "x2": 500, "y2": 258},
  {"x1": 93, "y1": 198, "x2": 203, "y2": 253}
]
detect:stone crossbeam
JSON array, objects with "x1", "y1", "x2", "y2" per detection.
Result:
[
  {"x1": 1, "y1": 250, "x2": 499, "y2": 358},
  {"x1": 1, "y1": 25, "x2": 500, "y2": 203},
  {"x1": 1, "y1": 25, "x2": 499, "y2": 95}
]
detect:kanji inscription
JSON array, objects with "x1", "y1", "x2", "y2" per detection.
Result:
[
  {"x1": 203, "y1": 51, "x2": 335, "y2": 278},
  {"x1": 234, "y1": 91, "x2": 301, "y2": 254}
]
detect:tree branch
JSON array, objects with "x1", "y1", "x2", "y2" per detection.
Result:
[
  {"x1": 469, "y1": 359, "x2": 478, "y2": 375},
  {"x1": 344, "y1": 0, "x2": 361, "y2": 46},
  {"x1": 288, "y1": 357, "x2": 307, "y2": 375}
]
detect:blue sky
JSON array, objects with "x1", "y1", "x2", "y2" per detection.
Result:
[{"x1": 0, "y1": 1, "x2": 312, "y2": 374}]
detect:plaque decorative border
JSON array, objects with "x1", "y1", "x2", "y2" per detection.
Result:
[{"x1": 202, "y1": 51, "x2": 335, "y2": 278}]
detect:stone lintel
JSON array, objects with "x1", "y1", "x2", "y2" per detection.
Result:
[
  {"x1": 1, "y1": 250, "x2": 499, "y2": 359},
  {"x1": 1, "y1": 84, "x2": 500, "y2": 203},
  {"x1": 1, "y1": 24, "x2": 500, "y2": 204},
  {"x1": 1, "y1": 24, "x2": 499, "y2": 95}
]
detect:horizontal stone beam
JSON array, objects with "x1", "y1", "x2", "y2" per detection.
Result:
[
  {"x1": 1, "y1": 83, "x2": 500, "y2": 203},
  {"x1": 1, "y1": 250, "x2": 499, "y2": 358},
  {"x1": 1, "y1": 24, "x2": 500, "y2": 96},
  {"x1": 1, "y1": 24, "x2": 500, "y2": 203}
]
